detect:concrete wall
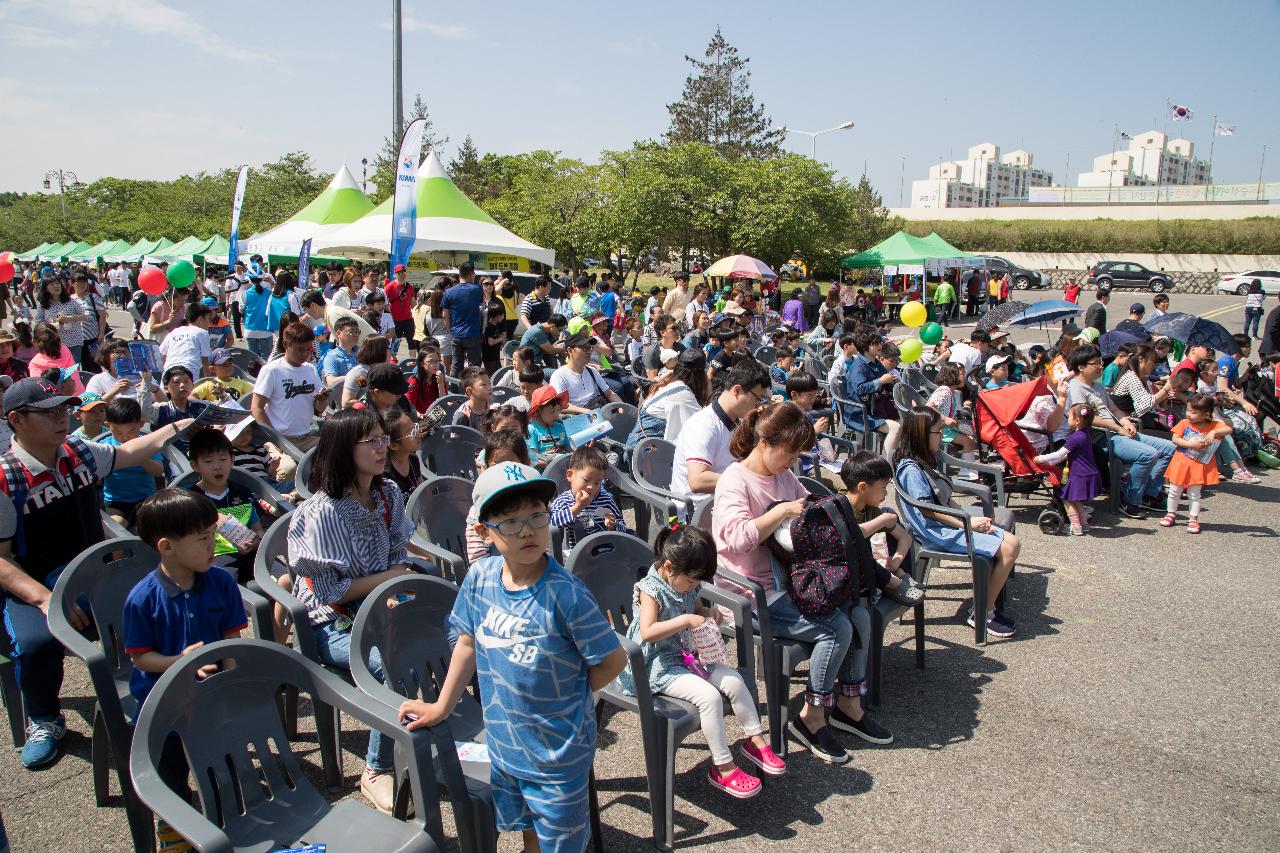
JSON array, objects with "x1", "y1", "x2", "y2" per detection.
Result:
[{"x1": 889, "y1": 203, "x2": 1277, "y2": 221}]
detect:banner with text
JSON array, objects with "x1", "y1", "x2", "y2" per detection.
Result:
[
  {"x1": 389, "y1": 119, "x2": 427, "y2": 273},
  {"x1": 227, "y1": 164, "x2": 249, "y2": 270}
]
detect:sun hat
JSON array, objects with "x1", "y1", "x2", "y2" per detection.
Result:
[{"x1": 528, "y1": 385, "x2": 568, "y2": 415}]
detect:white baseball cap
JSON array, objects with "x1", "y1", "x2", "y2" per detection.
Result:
[
  {"x1": 985, "y1": 354, "x2": 1011, "y2": 373},
  {"x1": 471, "y1": 462, "x2": 557, "y2": 521}
]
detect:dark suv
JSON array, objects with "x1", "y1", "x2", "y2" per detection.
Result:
[
  {"x1": 981, "y1": 256, "x2": 1048, "y2": 289},
  {"x1": 1087, "y1": 261, "x2": 1173, "y2": 294}
]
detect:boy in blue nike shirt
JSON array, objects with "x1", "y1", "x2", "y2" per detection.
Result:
[{"x1": 399, "y1": 462, "x2": 626, "y2": 853}]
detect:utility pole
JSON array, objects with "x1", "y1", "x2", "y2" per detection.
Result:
[
  {"x1": 392, "y1": 0, "x2": 403, "y2": 139},
  {"x1": 361, "y1": 158, "x2": 369, "y2": 193},
  {"x1": 1259, "y1": 145, "x2": 1268, "y2": 203},
  {"x1": 899, "y1": 156, "x2": 906, "y2": 207}
]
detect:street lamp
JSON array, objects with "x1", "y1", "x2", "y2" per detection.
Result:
[
  {"x1": 43, "y1": 169, "x2": 80, "y2": 218},
  {"x1": 361, "y1": 158, "x2": 369, "y2": 193},
  {"x1": 776, "y1": 121, "x2": 855, "y2": 159}
]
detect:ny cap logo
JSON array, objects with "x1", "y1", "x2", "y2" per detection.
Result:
[{"x1": 503, "y1": 464, "x2": 527, "y2": 482}]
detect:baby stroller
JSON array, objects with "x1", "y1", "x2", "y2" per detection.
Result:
[
  {"x1": 1240, "y1": 364, "x2": 1280, "y2": 465},
  {"x1": 973, "y1": 377, "x2": 1070, "y2": 534}
]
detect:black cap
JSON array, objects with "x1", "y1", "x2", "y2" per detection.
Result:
[
  {"x1": 564, "y1": 332, "x2": 592, "y2": 349},
  {"x1": 1129, "y1": 302, "x2": 1145, "y2": 314},
  {"x1": 365, "y1": 363, "x2": 409, "y2": 395},
  {"x1": 3, "y1": 377, "x2": 81, "y2": 416}
]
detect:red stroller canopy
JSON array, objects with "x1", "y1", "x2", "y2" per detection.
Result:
[{"x1": 975, "y1": 377, "x2": 1062, "y2": 486}]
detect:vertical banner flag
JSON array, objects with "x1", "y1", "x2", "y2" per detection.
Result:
[
  {"x1": 1214, "y1": 123, "x2": 1236, "y2": 137},
  {"x1": 389, "y1": 117, "x2": 427, "y2": 273},
  {"x1": 227, "y1": 164, "x2": 250, "y2": 270},
  {"x1": 298, "y1": 238, "x2": 312, "y2": 290},
  {"x1": 1168, "y1": 101, "x2": 1194, "y2": 122}
]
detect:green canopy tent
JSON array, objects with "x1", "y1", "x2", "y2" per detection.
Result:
[
  {"x1": 15, "y1": 242, "x2": 56, "y2": 262},
  {"x1": 104, "y1": 237, "x2": 175, "y2": 263},
  {"x1": 840, "y1": 231, "x2": 967, "y2": 268},
  {"x1": 38, "y1": 241, "x2": 91, "y2": 262},
  {"x1": 242, "y1": 165, "x2": 375, "y2": 259},
  {"x1": 69, "y1": 239, "x2": 134, "y2": 264},
  {"x1": 145, "y1": 236, "x2": 205, "y2": 264}
]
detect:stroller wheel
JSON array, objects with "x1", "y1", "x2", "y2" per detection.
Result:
[
  {"x1": 1038, "y1": 509, "x2": 1064, "y2": 535},
  {"x1": 1263, "y1": 439, "x2": 1280, "y2": 458}
]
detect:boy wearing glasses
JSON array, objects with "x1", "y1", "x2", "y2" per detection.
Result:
[{"x1": 398, "y1": 462, "x2": 625, "y2": 853}]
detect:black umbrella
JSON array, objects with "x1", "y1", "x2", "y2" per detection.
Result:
[
  {"x1": 976, "y1": 300, "x2": 1030, "y2": 332},
  {"x1": 1144, "y1": 311, "x2": 1241, "y2": 356},
  {"x1": 1099, "y1": 329, "x2": 1148, "y2": 358}
]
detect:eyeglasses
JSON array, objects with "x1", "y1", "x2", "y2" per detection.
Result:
[
  {"x1": 483, "y1": 511, "x2": 551, "y2": 537},
  {"x1": 749, "y1": 388, "x2": 772, "y2": 406},
  {"x1": 1086, "y1": 359, "x2": 1103, "y2": 366},
  {"x1": 18, "y1": 405, "x2": 71, "y2": 419},
  {"x1": 356, "y1": 434, "x2": 391, "y2": 449}
]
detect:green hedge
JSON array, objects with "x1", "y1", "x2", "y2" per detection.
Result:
[{"x1": 898, "y1": 217, "x2": 1280, "y2": 255}]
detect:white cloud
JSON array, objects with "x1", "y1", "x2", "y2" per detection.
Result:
[
  {"x1": 0, "y1": 0, "x2": 267, "y2": 63},
  {"x1": 0, "y1": 23, "x2": 101, "y2": 50},
  {"x1": 378, "y1": 9, "x2": 470, "y2": 40}
]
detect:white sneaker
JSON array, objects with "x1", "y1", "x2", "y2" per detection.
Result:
[{"x1": 361, "y1": 767, "x2": 396, "y2": 814}]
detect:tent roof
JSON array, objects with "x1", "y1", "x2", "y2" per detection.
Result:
[
  {"x1": 241, "y1": 165, "x2": 375, "y2": 258},
  {"x1": 16, "y1": 241, "x2": 56, "y2": 261},
  {"x1": 146, "y1": 236, "x2": 205, "y2": 263},
  {"x1": 841, "y1": 231, "x2": 971, "y2": 269},
  {"x1": 40, "y1": 241, "x2": 91, "y2": 261},
  {"x1": 105, "y1": 237, "x2": 174, "y2": 263},
  {"x1": 69, "y1": 239, "x2": 134, "y2": 262},
  {"x1": 315, "y1": 150, "x2": 554, "y2": 267}
]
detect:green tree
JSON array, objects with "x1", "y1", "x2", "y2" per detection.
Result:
[
  {"x1": 447, "y1": 136, "x2": 483, "y2": 199},
  {"x1": 840, "y1": 175, "x2": 896, "y2": 259},
  {"x1": 486, "y1": 152, "x2": 610, "y2": 272},
  {"x1": 665, "y1": 28, "x2": 783, "y2": 160},
  {"x1": 368, "y1": 94, "x2": 449, "y2": 204}
]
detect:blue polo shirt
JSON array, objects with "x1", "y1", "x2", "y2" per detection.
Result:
[
  {"x1": 441, "y1": 281, "x2": 483, "y2": 339},
  {"x1": 321, "y1": 346, "x2": 358, "y2": 380},
  {"x1": 123, "y1": 566, "x2": 248, "y2": 703}
]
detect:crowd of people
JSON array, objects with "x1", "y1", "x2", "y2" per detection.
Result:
[{"x1": 1, "y1": 253, "x2": 1277, "y2": 853}]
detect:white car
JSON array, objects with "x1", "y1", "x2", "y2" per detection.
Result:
[{"x1": 1217, "y1": 270, "x2": 1280, "y2": 296}]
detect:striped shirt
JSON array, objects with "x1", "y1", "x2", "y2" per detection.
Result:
[
  {"x1": 287, "y1": 481, "x2": 413, "y2": 626},
  {"x1": 519, "y1": 295, "x2": 551, "y2": 323},
  {"x1": 548, "y1": 486, "x2": 629, "y2": 551}
]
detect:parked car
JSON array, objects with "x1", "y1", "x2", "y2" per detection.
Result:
[
  {"x1": 1216, "y1": 270, "x2": 1280, "y2": 296},
  {"x1": 779, "y1": 261, "x2": 807, "y2": 281},
  {"x1": 981, "y1": 256, "x2": 1049, "y2": 290},
  {"x1": 1086, "y1": 261, "x2": 1174, "y2": 293}
]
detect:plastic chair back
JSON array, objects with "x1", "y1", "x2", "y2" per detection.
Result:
[
  {"x1": 490, "y1": 385, "x2": 520, "y2": 405},
  {"x1": 405, "y1": 477, "x2": 474, "y2": 582},
  {"x1": 753, "y1": 345, "x2": 778, "y2": 366},
  {"x1": 295, "y1": 447, "x2": 316, "y2": 498},
  {"x1": 426, "y1": 394, "x2": 468, "y2": 424},
  {"x1": 168, "y1": 467, "x2": 296, "y2": 516},
  {"x1": 630, "y1": 437, "x2": 676, "y2": 492},
  {"x1": 566, "y1": 532, "x2": 655, "y2": 624},
  {"x1": 798, "y1": 476, "x2": 834, "y2": 497},
  {"x1": 419, "y1": 425, "x2": 484, "y2": 480},
  {"x1": 599, "y1": 402, "x2": 638, "y2": 445},
  {"x1": 224, "y1": 345, "x2": 265, "y2": 378},
  {"x1": 499, "y1": 340, "x2": 520, "y2": 365}
]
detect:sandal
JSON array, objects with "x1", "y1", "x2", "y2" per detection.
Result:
[
  {"x1": 707, "y1": 765, "x2": 762, "y2": 799},
  {"x1": 1187, "y1": 518, "x2": 1201, "y2": 534},
  {"x1": 1158, "y1": 513, "x2": 1176, "y2": 528},
  {"x1": 888, "y1": 576, "x2": 926, "y2": 606}
]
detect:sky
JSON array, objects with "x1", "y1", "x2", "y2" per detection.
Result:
[{"x1": 4, "y1": 0, "x2": 1278, "y2": 207}]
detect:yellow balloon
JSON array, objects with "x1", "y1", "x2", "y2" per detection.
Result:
[{"x1": 900, "y1": 301, "x2": 926, "y2": 328}]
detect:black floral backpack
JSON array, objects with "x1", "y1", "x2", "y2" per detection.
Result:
[{"x1": 766, "y1": 494, "x2": 875, "y2": 618}]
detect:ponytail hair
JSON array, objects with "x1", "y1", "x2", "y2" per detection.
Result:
[
  {"x1": 654, "y1": 524, "x2": 717, "y2": 582},
  {"x1": 728, "y1": 401, "x2": 815, "y2": 459}
]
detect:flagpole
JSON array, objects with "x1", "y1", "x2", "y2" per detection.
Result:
[
  {"x1": 1107, "y1": 124, "x2": 1117, "y2": 206},
  {"x1": 1207, "y1": 114, "x2": 1217, "y2": 184},
  {"x1": 1259, "y1": 145, "x2": 1268, "y2": 203}
]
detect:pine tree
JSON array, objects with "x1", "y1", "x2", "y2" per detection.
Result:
[
  {"x1": 448, "y1": 135, "x2": 482, "y2": 198},
  {"x1": 665, "y1": 28, "x2": 783, "y2": 160},
  {"x1": 845, "y1": 175, "x2": 894, "y2": 251},
  {"x1": 369, "y1": 94, "x2": 449, "y2": 202}
]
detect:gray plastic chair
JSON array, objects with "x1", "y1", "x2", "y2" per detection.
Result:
[
  {"x1": 489, "y1": 385, "x2": 520, "y2": 405},
  {"x1": 425, "y1": 394, "x2": 468, "y2": 425},
  {"x1": 168, "y1": 467, "x2": 296, "y2": 522},
  {"x1": 568, "y1": 532, "x2": 754, "y2": 852},
  {"x1": 629, "y1": 438, "x2": 691, "y2": 523},
  {"x1": 830, "y1": 383, "x2": 881, "y2": 453},
  {"x1": 598, "y1": 402, "x2": 638, "y2": 445},
  {"x1": 542, "y1": 453, "x2": 665, "y2": 552},
  {"x1": 418, "y1": 424, "x2": 484, "y2": 481},
  {"x1": 350, "y1": 575, "x2": 493, "y2": 852},
  {"x1": 294, "y1": 447, "x2": 316, "y2": 499},
  {"x1": 797, "y1": 476, "x2": 834, "y2": 497},
  {"x1": 223, "y1": 345, "x2": 265, "y2": 378},
  {"x1": 129, "y1": 639, "x2": 447, "y2": 853},
  {"x1": 0, "y1": 628, "x2": 25, "y2": 749},
  {"x1": 47, "y1": 537, "x2": 273, "y2": 853},
  {"x1": 499, "y1": 339, "x2": 520, "y2": 365},
  {"x1": 405, "y1": 477, "x2": 474, "y2": 584}
]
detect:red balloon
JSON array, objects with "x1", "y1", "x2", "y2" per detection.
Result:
[
  {"x1": 0, "y1": 260, "x2": 13, "y2": 284},
  {"x1": 139, "y1": 266, "x2": 168, "y2": 295}
]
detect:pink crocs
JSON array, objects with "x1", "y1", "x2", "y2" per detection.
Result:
[
  {"x1": 708, "y1": 765, "x2": 762, "y2": 799},
  {"x1": 741, "y1": 741, "x2": 787, "y2": 776}
]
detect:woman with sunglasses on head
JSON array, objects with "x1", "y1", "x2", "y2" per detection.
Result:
[{"x1": 286, "y1": 407, "x2": 418, "y2": 813}]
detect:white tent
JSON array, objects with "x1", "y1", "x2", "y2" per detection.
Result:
[
  {"x1": 315, "y1": 150, "x2": 554, "y2": 267},
  {"x1": 240, "y1": 165, "x2": 374, "y2": 259}
]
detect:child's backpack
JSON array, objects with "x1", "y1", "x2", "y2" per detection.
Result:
[{"x1": 766, "y1": 494, "x2": 875, "y2": 618}]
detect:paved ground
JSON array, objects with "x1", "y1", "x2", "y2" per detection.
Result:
[{"x1": 2, "y1": 298, "x2": 1278, "y2": 851}]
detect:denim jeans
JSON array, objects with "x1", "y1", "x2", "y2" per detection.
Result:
[
  {"x1": 1109, "y1": 432, "x2": 1176, "y2": 506},
  {"x1": 449, "y1": 336, "x2": 483, "y2": 377},
  {"x1": 313, "y1": 620, "x2": 392, "y2": 771},
  {"x1": 1244, "y1": 308, "x2": 1263, "y2": 339},
  {"x1": 765, "y1": 593, "x2": 870, "y2": 696},
  {"x1": 245, "y1": 335, "x2": 274, "y2": 360}
]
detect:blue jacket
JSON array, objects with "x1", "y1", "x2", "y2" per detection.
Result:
[
  {"x1": 842, "y1": 354, "x2": 887, "y2": 430},
  {"x1": 242, "y1": 284, "x2": 273, "y2": 333}
]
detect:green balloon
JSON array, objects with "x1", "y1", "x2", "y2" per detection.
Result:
[
  {"x1": 920, "y1": 322, "x2": 943, "y2": 346},
  {"x1": 899, "y1": 338, "x2": 923, "y2": 364},
  {"x1": 167, "y1": 259, "x2": 196, "y2": 288}
]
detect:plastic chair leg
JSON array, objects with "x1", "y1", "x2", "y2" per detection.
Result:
[
  {"x1": 972, "y1": 558, "x2": 990, "y2": 645},
  {"x1": 867, "y1": 611, "x2": 886, "y2": 710},
  {"x1": 91, "y1": 707, "x2": 110, "y2": 806},
  {"x1": 122, "y1": 790, "x2": 156, "y2": 853},
  {"x1": 662, "y1": 726, "x2": 678, "y2": 852},
  {"x1": 914, "y1": 601, "x2": 927, "y2": 670},
  {"x1": 312, "y1": 699, "x2": 343, "y2": 793}
]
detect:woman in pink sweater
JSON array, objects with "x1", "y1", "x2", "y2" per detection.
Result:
[
  {"x1": 27, "y1": 322, "x2": 85, "y2": 393},
  {"x1": 713, "y1": 402, "x2": 891, "y2": 766}
]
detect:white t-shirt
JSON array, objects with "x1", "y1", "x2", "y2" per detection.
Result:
[
  {"x1": 159, "y1": 324, "x2": 212, "y2": 376},
  {"x1": 253, "y1": 359, "x2": 319, "y2": 436},
  {"x1": 639, "y1": 380, "x2": 700, "y2": 443},
  {"x1": 331, "y1": 289, "x2": 356, "y2": 310},
  {"x1": 550, "y1": 364, "x2": 610, "y2": 407},
  {"x1": 671, "y1": 401, "x2": 736, "y2": 512},
  {"x1": 948, "y1": 342, "x2": 983, "y2": 373}
]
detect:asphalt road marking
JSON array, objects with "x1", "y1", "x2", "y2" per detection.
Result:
[{"x1": 1197, "y1": 304, "x2": 1240, "y2": 321}]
